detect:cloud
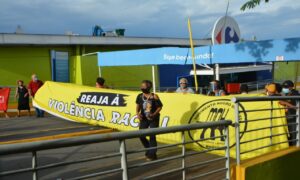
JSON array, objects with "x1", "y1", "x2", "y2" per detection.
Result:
[{"x1": 0, "y1": 0, "x2": 299, "y2": 40}]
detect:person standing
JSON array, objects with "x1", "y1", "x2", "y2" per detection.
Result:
[
  {"x1": 175, "y1": 78, "x2": 195, "y2": 94},
  {"x1": 28, "y1": 74, "x2": 44, "y2": 117},
  {"x1": 15, "y1": 80, "x2": 30, "y2": 117},
  {"x1": 136, "y1": 80, "x2": 163, "y2": 161},
  {"x1": 282, "y1": 80, "x2": 299, "y2": 146}
]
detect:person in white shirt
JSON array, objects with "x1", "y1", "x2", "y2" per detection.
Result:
[{"x1": 176, "y1": 78, "x2": 195, "y2": 94}]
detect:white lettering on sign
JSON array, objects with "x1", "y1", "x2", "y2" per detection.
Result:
[
  {"x1": 48, "y1": 98, "x2": 168, "y2": 129},
  {"x1": 163, "y1": 53, "x2": 214, "y2": 61}
]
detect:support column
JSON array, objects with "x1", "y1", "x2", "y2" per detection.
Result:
[{"x1": 215, "y1": 64, "x2": 220, "y2": 80}]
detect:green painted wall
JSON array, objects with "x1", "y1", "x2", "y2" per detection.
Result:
[
  {"x1": 245, "y1": 149, "x2": 300, "y2": 180},
  {"x1": 101, "y1": 65, "x2": 160, "y2": 90},
  {"x1": 81, "y1": 55, "x2": 99, "y2": 86},
  {"x1": 69, "y1": 55, "x2": 83, "y2": 84},
  {"x1": 274, "y1": 62, "x2": 300, "y2": 82},
  {"x1": 0, "y1": 45, "x2": 153, "y2": 88},
  {"x1": 0, "y1": 46, "x2": 74, "y2": 86}
]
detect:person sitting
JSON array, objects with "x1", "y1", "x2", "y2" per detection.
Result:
[
  {"x1": 15, "y1": 80, "x2": 30, "y2": 117},
  {"x1": 207, "y1": 80, "x2": 226, "y2": 96},
  {"x1": 175, "y1": 78, "x2": 195, "y2": 94}
]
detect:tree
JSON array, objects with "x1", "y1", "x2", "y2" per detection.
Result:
[{"x1": 240, "y1": 0, "x2": 269, "y2": 11}]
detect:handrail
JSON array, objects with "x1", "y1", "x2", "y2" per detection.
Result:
[
  {"x1": 232, "y1": 96, "x2": 300, "y2": 165},
  {"x1": 232, "y1": 96, "x2": 300, "y2": 103},
  {"x1": 0, "y1": 120, "x2": 232, "y2": 155}
]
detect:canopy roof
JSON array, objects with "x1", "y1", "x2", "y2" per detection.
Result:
[{"x1": 98, "y1": 37, "x2": 300, "y2": 66}]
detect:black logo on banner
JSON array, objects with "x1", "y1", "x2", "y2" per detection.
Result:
[
  {"x1": 188, "y1": 99, "x2": 247, "y2": 149},
  {"x1": 77, "y1": 92, "x2": 128, "y2": 107}
]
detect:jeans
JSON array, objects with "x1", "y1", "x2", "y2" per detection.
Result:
[
  {"x1": 139, "y1": 119, "x2": 159, "y2": 158},
  {"x1": 35, "y1": 108, "x2": 44, "y2": 117}
]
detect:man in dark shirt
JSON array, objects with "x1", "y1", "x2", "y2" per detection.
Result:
[
  {"x1": 282, "y1": 80, "x2": 299, "y2": 146},
  {"x1": 136, "y1": 80, "x2": 163, "y2": 161}
]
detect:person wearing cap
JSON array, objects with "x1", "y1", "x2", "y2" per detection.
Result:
[
  {"x1": 266, "y1": 83, "x2": 281, "y2": 96},
  {"x1": 281, "y1": 80, "x2": 299, "y2": 146},
  {"x1": 282, "y1": 80, "x2": 299, "y2": 96},
  {"x1": 176, "y1": 78, "x2": 195, "y2": 94}
]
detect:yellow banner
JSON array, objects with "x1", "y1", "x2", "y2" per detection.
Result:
[{"x1": 33, "y1": 81, "x2": 289, "y2": 159}]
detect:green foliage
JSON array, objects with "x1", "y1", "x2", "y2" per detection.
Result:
[{"x1": 241, "y1": 0, "x2": 269, "y2": 11}]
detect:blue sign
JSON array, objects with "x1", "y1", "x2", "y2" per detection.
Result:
[
  {"x1": 210, "y1": 37, "x2": 300, "y2": 63},
  {"x1": 98, "y1": 47, "x2": 212, "y2": 66},
  {"x1": 98, "y1": 37, "x2": 300, "y2": 66}
]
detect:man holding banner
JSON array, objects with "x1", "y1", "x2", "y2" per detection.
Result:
[{"x1": 136, "y1": 80, "x2": 163, "y2": 161}]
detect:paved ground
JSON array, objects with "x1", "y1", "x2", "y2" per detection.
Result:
[
  {"x1": 0, "y1": 115, "x2": 229, "y2": 180},
  {"x1": 0, "y1": 115, "x2": 103, "y2": 142}
]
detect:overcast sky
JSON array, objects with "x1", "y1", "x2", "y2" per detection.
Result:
[{"x1": 0, "y1": 0, "x2": 299, "y2": 40}]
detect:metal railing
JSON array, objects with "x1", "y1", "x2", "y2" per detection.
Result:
[
  {"x1": 0, "y1": 120, "x2": 232, "y2": 180},
  {"x1": 232, "y1": 96, "x2": 300, "y2": 164},
  {"x1": 240, "y1": 79, "x2": 273, "y2": 93}
]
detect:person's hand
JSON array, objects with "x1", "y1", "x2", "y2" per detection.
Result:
[
  {"x1": 137, "y1": 113, "x2": 143, "y2": 120},
  {"x1": 149, "y1": 113, "x2": 156, "y2": 119}
]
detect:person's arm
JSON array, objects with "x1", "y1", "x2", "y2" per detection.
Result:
[
  {"x1": 279, "y1": 100, "x2": 297, "y2": 109},
  {"x1": 150, "y1": 94, "x2": 163, "y2": 118},
  {"x1": 28, "y1": 89, "x2": 32, "y2": 97},
  {"x1": 151, "y1": 107, "x2": 162, "y2": 118},
  {"x1": 135, "y1": 94, "x2": 142, "y2": 120},
  {"x1": 24, "y1": 88, "x2": 29, "y2": 97},
  {"x1": 28, "y1": 82, "x2": 32, "y2": 97},
  {"x1": 14, "y1": 87, "x2": 18, "y2": 101},
  {"x1": 136, "y1": 104, "x2": 143, "y2": 120}
]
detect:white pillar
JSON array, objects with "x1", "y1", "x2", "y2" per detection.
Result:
[
  {"x1": 98, "y1": 66, "x2": 102, "y2": 77},
  {"x1": 152, "y1": 65, "x2": 156, "y2": 93},
  {"x1": 215, "y1": 64, "x2": 220, "y2": 80}
]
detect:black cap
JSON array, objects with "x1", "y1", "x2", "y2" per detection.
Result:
[{"x1": 282, "y1": 80, "x2": 294, "y2": 88}]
